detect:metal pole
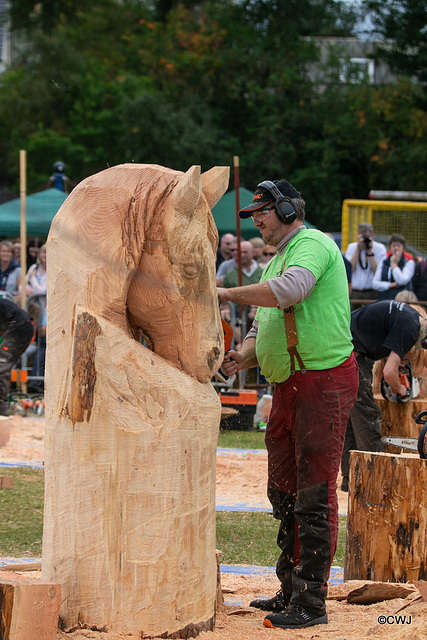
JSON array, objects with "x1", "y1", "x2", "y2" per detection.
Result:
[
  {"x1": 233, "y1": 156, "x2": 246, "y2": 388},
  {"x1": 20, "y1": 150, "x2": 27, "y2": 311},
  {"x1": 233, "y1": 155, "x2": 243, "y2": 287},
  {"x1": 20, "y1": 150, "x2": 28, "y2": 393}
]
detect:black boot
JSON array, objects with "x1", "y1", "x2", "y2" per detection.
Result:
[
  {"x1": 250, "y1": 589, "x2": 290, "y2": 612},
  {"x1": 0, "y1": 400, "x2": 9, "y2": 416}
]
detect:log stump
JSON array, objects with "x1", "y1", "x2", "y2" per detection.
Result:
[
  {"x1": 42, "y1": 163, "x2": 229, "y2": 637},
  {"x1": 0, "y1": 571, "x2": 61, "y2": 640},
  {"x1": 0, "y1": 415, "x2": 11, "y2": 448},
  {"x1": 345, "y1": 450, "x2": 427, "y2": 582}
]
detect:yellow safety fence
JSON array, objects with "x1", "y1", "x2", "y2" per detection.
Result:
[{"x1": 341, "y1": 199, "x2": 427, "y2": 257}]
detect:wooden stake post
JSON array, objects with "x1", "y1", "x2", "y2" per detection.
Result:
[
  {"x1": 42, "y1": 164, "x2": 229, "y2": 637},
  {"x1": 345, "y1": 450, "x2": 427, "y2": 582}
]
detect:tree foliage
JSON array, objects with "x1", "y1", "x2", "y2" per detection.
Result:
[
  {"x1": 0, "y1": 0, "x2": 426, "y2": 230},
  {"x1": 362, "y1": 0, "x2": 427, "y2": 84}
]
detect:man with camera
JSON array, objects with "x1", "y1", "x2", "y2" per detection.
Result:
[{"x1": 345, "y1": 222, "x2": 386, "y2": 308}]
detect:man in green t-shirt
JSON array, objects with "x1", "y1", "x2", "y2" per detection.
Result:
[{"x1": 217, "y1": 179, "x2": 359, "y2": 631}]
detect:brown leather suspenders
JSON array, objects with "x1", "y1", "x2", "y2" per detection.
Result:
[{"x1": 283, "y1": 306, "x2": 307, "y2": 375}]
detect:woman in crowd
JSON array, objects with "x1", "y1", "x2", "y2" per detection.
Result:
[
  {"x1": 25, "y1": 244, "x2": 47, "y2": 314},
  {"x1": 0, "y1": 240, "x2": 21, "y2": 297},
  {"x1": 372, "y1": 233, "x2": 415, "y2": 300},
  {"x1": 11, "y1": 238, "x2": 21, "y2": 267},
  {"x1": 258, "y1": 245, "x2": 277, "y2": 270},
  {"x1": 26, "y1": 244, "x2": 47, "y2": 296}
]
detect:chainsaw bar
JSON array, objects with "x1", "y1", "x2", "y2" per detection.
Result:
[{"x1": 381, "y1": 422, "x2": 427, "y2": 460}]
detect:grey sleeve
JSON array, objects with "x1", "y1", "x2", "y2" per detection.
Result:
[
  {"x1": 268, "y1": 265, "x2": 316, "y2": 310},
  {"x1": 242, "y1": 266, "x2": 316, "y2": 343},
  {"x1": 244, "y1": 319, "x2": 259, "y2": 341}
]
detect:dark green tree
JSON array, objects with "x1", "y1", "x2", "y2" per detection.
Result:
[{"x1": 362, "y1": 0, "x2": 427, "y2": 84}]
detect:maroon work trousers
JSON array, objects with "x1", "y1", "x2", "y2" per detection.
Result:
[{"x1": 265, "y1": 353, "x2": 358, "y2": 614}]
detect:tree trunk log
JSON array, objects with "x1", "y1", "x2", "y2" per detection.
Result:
[
  {"x1": 0, "y1": 571, "x2": 60, "y2": 640},
  {"x1": 345, "y1": 451, "x2": 427, "y2": 582},
  {"x1": 42, "y1": 164, "x2": 229, "y2": 637},
  {"x1": 0, "y1": 415, "x2": 11, "y2": 447}
]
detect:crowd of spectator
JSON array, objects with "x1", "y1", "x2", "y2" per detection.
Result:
[
  {"x1": 344, "y1": 223, "x2": 426, "y2": 307},
  {"x1": 0, "y1": 236, "x2": 47, "y2": 410}
]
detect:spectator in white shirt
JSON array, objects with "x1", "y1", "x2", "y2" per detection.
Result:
[
  {"x1": 372, "y1": 233, "x2": 415, "y2": 300},
  {"x1": 345, "y1": 222, "x2": 386, "y2": 308}
]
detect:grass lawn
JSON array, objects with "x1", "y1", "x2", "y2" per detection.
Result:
[
  {"x1": 217, "y1": 428, "x2": 266, "y2": 449},
  {"x1": 0, "y1": 467, "x2": 44, "y2": 557},
  {"x1": 0, "y1": 437, "x2": 347, "y2": 568},
  {"x1": 216, "y1": 511, "x2": 347, "y2": 567}
]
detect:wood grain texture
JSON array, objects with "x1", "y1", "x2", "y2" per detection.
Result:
[
  {"x1": 0, "y1": 571, "x2": 60, "y2": 640},
  {"x1": 42, "y1": 164, "x2": 229, "y2": 636},
  {"x1": 345, "y1": 451, "x2": 427, "y2": 583},
  {"x1": 0, "y1": 416, "x2": 11, "y2": 448},
  {"x1": 0, "y1": 475, "x2": 13, "y2": 488}
]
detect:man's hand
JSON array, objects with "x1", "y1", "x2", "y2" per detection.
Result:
[
  {"x1": 219, "y1": 336, "x2": 259, "y2": 375},
  {"x1": 390, "y1": 246, "x2": 403, "y2": 268},
  {"x1": 383, "y1": 351, "x2": 408, "y2": 396},
  {"x1": 357, "y1": 233, "x2": 373, "y2": 253},
  {"x1": 221, "y1": 349, "x2": 243, "y2": 376}
]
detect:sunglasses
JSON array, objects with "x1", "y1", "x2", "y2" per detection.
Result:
[{"x1": 263, "y1": 252, "x2": 275, "y2": 257}]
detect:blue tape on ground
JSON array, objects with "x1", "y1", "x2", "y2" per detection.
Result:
[
  {"x1": 221, "y1": 564, "x2": 344, "y2": 582},
  {"x1": 217, "y1": 447, "x2": 266, "y2": 458},
  {"x1": 216, "y1": 503, "x2": 273, "y2": 513},
  {"x1": 0, "y1": 557, "x2": 41, "y2": 566},
  {"x1": 0, "y1": 461, "x2": 43, "y2": 469}
]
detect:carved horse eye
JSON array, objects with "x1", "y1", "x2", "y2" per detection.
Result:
[{"x1": 182, "y1": 263, "x2": 199, "y2": 279}]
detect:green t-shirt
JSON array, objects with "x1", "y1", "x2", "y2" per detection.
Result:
[{"x1": 255, "y1": 229, "x2": 353, "y2": 384}]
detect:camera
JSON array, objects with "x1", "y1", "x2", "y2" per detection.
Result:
[{"x1": 363, "y1": 235, "x2": 371, "y2": 249}]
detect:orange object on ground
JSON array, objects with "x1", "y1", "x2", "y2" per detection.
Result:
[
  {"x1": 11, "y1": 370, "x2": 28, "y2": 382},
  {"x1": 219, "y1": 389, "x2": 258, "y2": 405}
]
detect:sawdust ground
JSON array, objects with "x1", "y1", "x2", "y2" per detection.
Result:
[{"x1": 2, "y1": 416, "x2": 423, "y2": 640}]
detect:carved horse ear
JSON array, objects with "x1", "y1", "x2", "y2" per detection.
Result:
[
  {"x1": 173, "y1": 165, "x2": 202, "y2": 215},
  {"x1": 201, "y1": 166, "x2": 230, "y2": 210}
]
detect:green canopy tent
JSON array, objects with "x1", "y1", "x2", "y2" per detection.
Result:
[
  {"x1": 211, "y1": 187, "x2": 261, "y2": 240},
  {"x1": 212, "y1": 188, "x2": 316, "y2": 240},
  {"x1": 0, "y1": 188, "x2": 68, "y2": 238}
]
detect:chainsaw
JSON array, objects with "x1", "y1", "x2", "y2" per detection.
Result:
[
  {"x1": 380, "y1": 360, "x2": 421, "y2": 403},
  {"x1": 214, "y1": 318, "x2": 236, "y2": 387},
  {"x1": 381, "y1": 410, "x2": 427, "y2": 459}
]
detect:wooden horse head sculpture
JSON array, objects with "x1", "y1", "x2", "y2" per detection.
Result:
[
  {"x1": 43, "y1": 163, "x2": 230, "y2": 636},
  {"x1": 47, "y1": 163, "x2": 228, "y2": 385}
]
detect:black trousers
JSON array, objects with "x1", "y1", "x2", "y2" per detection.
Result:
[
  {"x1": 341, "y1": 354, "x2": 384, "y2": 481},
  {"x1": 0, "y1": 312, "x2": 34, "y2": 414}
]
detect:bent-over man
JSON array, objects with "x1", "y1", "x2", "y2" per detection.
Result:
[
  {"x1": 0, "y1": 298, "x2": 34, "y2": 415},
  {"x1": 341, "y1": 299, "x2": 427, "y2": 490}
]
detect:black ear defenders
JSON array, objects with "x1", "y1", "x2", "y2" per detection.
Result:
[{"x1": 257, "y1": 180, "x2": 297, "y2": 224}]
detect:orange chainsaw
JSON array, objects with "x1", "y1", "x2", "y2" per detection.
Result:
[
  {"x1": 380, "y1": 361, "x2": 419, "y2": 403},
  {"x1": 214, "y1": 318, "x2": 236, "y2": 386}
]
